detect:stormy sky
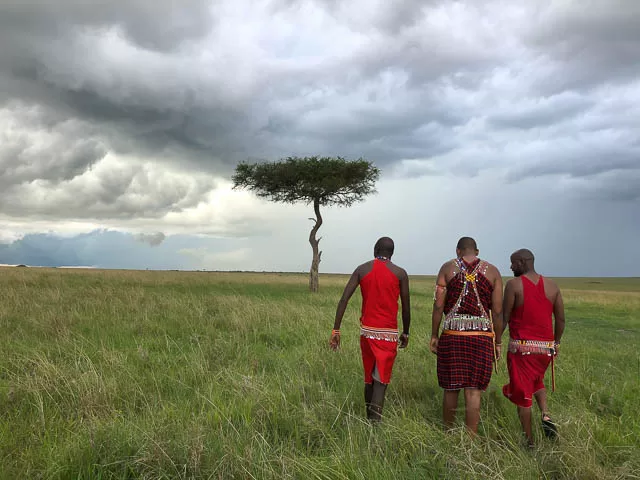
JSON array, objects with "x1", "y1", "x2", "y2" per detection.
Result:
[{"x1": 1, "y1": 0, "x2": 638, "y2": 276}]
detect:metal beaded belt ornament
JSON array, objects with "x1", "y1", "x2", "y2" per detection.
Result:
[
  {"x1": 443, "y1": 314, "x2": 492, "y2": 331},
  {"x1": 360, "y1": 326, "x2": 399, "y2": 342},
  {"x1": 508, "y1": 339, "x2": 556, "y2": 355}
]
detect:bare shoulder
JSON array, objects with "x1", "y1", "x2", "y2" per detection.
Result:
[
  {"x1": 442, "y1": 258, "x2": 458, "y2": 273},
  {"x1": 354, "y1": 260, "x2": 374, "y2": 277},
  {"x1": 483, "y1": 260, "x2": 499, "y2": 273},
  {"x1": 388, "y1": 262, "x2": 408, "y2": 280},
  {"x1": 505, "y1": 277, "x2": 522, "y2": 291},
  {"x1": 436, "y1": 260, "x2": 453, "y2": 282},
  {"x1": 542, "y1": 275, "x2": 561, "y2": 293},
  {"x1": 482, "y1": 261, "x2": 502, "y2": 280},
  {"x1": 360, "y1": 260, "x2": 375, "y2": 269}
]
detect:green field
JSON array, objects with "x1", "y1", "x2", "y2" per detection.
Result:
[{"x1": 1, "y1": 268, "x2": 639, "y2": 479}]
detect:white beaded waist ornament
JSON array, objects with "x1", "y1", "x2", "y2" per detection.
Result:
[
  {"x1": 443, "y1": 314, "x2": 491, "y2": 331},
  {"x1": 360, "y1": 326, "x2": 399, "y2": 342},
  {"x1": 508, "y1": 339, "x2": 556, "y2": 355}
]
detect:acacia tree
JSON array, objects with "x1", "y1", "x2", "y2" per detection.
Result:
[{"x1": 232, "y1": 156, "x2": 380, "y2": 292}]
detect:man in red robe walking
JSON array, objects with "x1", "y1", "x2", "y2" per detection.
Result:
[
  {"x1": 330, "y1": 237, "x2": 411, "y2": 422},
  {"x1": 502, "y1": 249, "x2": 566, "y2": 448}
]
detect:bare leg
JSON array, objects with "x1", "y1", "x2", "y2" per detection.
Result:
[
  {"x1": 463, "y1": 388, "x2": 482, "y2": 437},
  {"x1": 443, "y1": 390, "x2": 460, "y2": 430},
  {"x1": 534, "y1": 388, "x2": 548, "y2": 413},
  {"x1": 517, "y1": 406, "x2": 534, "y2": 447},
  {"x1": 364, "y1": 383, "x2": 373, "y2": 418},
  {"x1": 369, "y1": 380, "x2": 387, "y2": 422},
  {"x1": 535, "y1": 388, "x2": 558, "y2": 438}
]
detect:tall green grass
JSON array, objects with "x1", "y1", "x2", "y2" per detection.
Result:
[{"x1": 1, "y1": 268, "x2": 638, "y2": 479}]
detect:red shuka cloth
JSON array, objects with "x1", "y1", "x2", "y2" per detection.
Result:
[
  {"x1": 359, "y1": 259, "x2": 400, "y2": 384},
  {"x1": 360, "y1": 259, "x2": 400, "y2": 330},
  {"x1": 502, "y1": 276, "x2": 555, "y2": 407}
]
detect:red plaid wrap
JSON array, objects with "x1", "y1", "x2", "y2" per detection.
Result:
[{"x1": 437, "y1": 334, "x2": 494, "y2": 390}]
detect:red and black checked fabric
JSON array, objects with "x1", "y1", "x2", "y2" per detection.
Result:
[
  {"x1": 444, "y1": 258, "x2": 494, "y2": 317},
  {"x1": 437, "y1": 334, "x2": 494, "y2": 390}
]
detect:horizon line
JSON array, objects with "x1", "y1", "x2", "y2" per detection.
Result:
[{"x1": 1, "y1": 264, "x2": 638, "y2": 279}]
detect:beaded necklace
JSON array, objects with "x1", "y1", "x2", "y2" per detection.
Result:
[{"x1": 455, "y1": 257, "x2": 479, "y2": 296}]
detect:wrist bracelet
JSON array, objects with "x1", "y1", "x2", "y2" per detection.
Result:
[{"x1": 331, "y1": 329, "x2": 340, "y2": 335}]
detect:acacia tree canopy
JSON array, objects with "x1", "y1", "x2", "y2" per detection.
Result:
[{"x1": 232, "y1": 156, "x2": 380, "y2": 206}]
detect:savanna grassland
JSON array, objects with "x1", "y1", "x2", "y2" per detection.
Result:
[{"x1": 1, "y1": 267, "x2": 639, "y2": 479}]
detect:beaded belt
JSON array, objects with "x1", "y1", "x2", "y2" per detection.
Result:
[
  {"x1": 442, "y1": 314, "x2": 492, "y2": 332},
  {"x1": 442, "y1": 329, "x2": 494, "y2": 338},
  {"x1": 508, "y1": 339, "x2": 556, "y2": 355},
  {"x1": 360, "y1": 326, "x2": 398, "y2": 342}
]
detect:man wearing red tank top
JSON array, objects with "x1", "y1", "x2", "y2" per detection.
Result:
[
  {"x1": 502, "y1": 249, "x2": 566, "y2": 448},
  {"x1": 330, "y1": 237, "x2": 411, "y2": 423}
]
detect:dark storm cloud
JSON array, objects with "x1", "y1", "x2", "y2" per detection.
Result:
[
  {"x1": 564, "y1": 170, "x2": 640, "y2": 203},
  {"x1": 524, "y1": 1, "x2": 640, "y2": 93},
  {"x1": 0, "y1": 0, "x2": 215, "y2": 53},
  {"x1": 1, "y1": 0, "x2": 639, "y2": 228},
  {"x1": 486, "y1": 93, "x2": 594, "y2": 130},
  {"x1": 0, "y1": 0, "x2": 250, "y2": 176},
  {"x1": 0, "y1": 0, "x2": 486, "y2": 179},
  {"x1": 0, "y1": 103, "x2": 107, "y2": 187}
]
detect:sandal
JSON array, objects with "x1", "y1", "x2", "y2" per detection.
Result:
[{"x1": 541, "y1": 412, "x2": 558, "y2": 439}]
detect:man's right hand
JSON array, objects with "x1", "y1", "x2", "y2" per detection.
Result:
[{"x1": 429, "y1": 335, "x2": 439, "y2": 354}]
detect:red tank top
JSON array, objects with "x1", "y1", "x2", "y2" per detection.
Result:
[
  {"x1": 359, "y1": 259, "x2": 400, "y2": 329},
  {"x1": 509, "y1": 275, "x2": 554, "y2": 341}
]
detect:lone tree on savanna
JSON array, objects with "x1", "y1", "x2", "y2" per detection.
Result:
[{"x1": 232, "y1": 156, "x2": 380, "y2": 292}]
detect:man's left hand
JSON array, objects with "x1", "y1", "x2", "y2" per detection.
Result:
[
  {"x1": 495, "y1": 344, "x2": 502, "y2": 361},
  {"x1": 399, "y1": 333, "x2": 409, "y2": 349}
]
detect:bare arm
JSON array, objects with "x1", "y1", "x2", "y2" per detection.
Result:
[
  {"x1": 502, "y1": 279, "x2": 516, "y2": 335},
  {"x1": 398, "y1": 270, "x2": 411, "y2": 348},
  {"x1": 491, "y1": 268, "x2": 504, "y2": 345},
  {"x1": 430, "y1": 264, "x2": 447, "y2": 354},
  {"x1": 553, "y1": 288, "x2": 565, "y2": 345},
  {"x1": 333, "y1": 268, "x2": 360, "y2": 330},
  {"x1": 330, "y1": 268, "x2": 360, "y2": 351},
  {"x1": 400, "y1": 270, "x2": 411, "y2": 335}
]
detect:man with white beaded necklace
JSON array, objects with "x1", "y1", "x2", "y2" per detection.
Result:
[{"x1": 430, "y1": 236, "x2": 504, "y2": 437}]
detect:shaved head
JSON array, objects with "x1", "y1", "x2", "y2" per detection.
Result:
[
  {"x1": 456, "y1": 236, "x2": 478, "y2": 251},
  {"x1": 374, "y1": 236, "x2": 395, "y2": 257},
  {"x1": 513, "y1": 249, "x2": 535, "y2": 262},
  {"x1": 455, "y1": 236, "x2": 479, "y2": 257},
  {"x1": 510, "y1": 248, "x2": 535, "y2": 276}
]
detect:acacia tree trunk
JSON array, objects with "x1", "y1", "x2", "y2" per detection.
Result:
[{"x1": 308, "y1": 197, "x2": 323, "y2": 292}]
